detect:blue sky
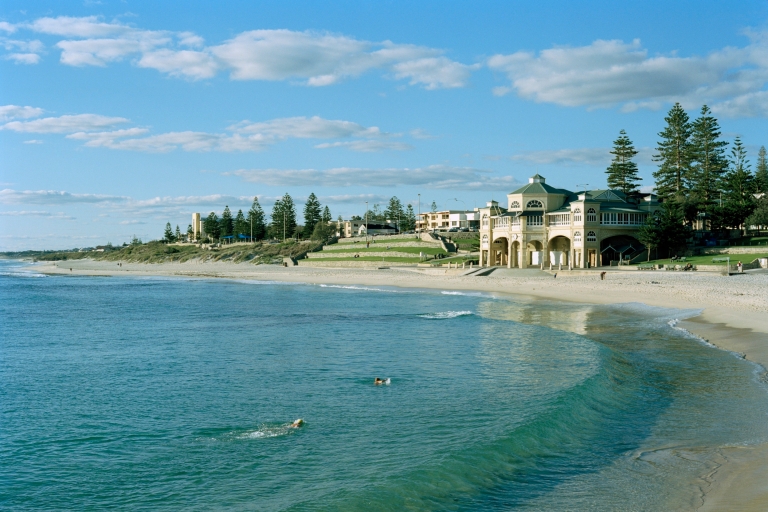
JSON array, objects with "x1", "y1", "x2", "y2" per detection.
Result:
[{"x1": 2, "y1": 0, "x2": 768, "y2": 250}]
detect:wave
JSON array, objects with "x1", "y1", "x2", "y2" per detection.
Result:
[
  {"x1": 417, "y1": 310, "x2": 473, "y2": 320},
  {"x1": 440, "y1": 290, "x2": 494, "y2": 298},
  {"x1": 0, "y1": 270, "x2": 47, "y2": 278},
  {"x1": 318, "y1": 284, "x2": 401, "y2": 293}
]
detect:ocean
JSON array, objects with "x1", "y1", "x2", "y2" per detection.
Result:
[{"x1": 1, "y1": 259, "x2": 767, "y2": 510}]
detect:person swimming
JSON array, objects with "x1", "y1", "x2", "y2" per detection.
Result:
[
  {"x1": 374, "y1": 378, "x2": 391, "y2": 385},
  {"x1": 289, "y1": 419, "x2": 304, "y2": 428}
]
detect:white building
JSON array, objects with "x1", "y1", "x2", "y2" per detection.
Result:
[{"x1": 479, "y1": 174, "x2": 660, "y2": 268}]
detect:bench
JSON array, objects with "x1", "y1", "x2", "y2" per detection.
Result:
[{"x1": 637, "y1": 264, "x2": 655, "y2": 270}]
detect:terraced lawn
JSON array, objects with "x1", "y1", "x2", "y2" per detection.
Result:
[
  {"x1": 644, "y1": 253, "x2": 768, "y2": 266},
  {"x1": 323, "y1": 246, "x2": 447, "y2": 255},
  {"x1": 306, "y1": 256, "x2": 422, "y2": 263}
]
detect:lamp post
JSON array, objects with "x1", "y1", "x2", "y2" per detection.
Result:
[
  {"x1": 365, "y1": 200, "x2": 368, "y2": 241},
  {"x1": 418, "y1": 193, "x2": 421, "y2": 235}
]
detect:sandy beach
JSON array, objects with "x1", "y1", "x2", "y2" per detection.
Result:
[{"x1": 35, "y1": 259, "x2": 768, "y2": 510}]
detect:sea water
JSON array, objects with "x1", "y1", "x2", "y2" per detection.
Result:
[{"x1": 1, "y1": 259, "x2": 767, "y2": 510}]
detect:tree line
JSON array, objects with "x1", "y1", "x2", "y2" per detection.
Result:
[
  {"x1": 605, "y1": 103, "x2": 768, "y2": 256},
  {"x1": 162, "y1": 193, "x2": 420, "y2": 243}
]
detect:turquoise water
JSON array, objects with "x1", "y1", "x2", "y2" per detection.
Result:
[{"x1": 1, "y1": 260, "x2": 767, "y2": 510}]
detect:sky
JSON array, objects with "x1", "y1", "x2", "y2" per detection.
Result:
[{"x1": 2, "y1": 0, "x2": 768, "y2": 250}]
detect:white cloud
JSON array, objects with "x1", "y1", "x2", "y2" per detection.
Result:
[
  {"x1": 14, "y1": 18, "x2": 473, "y2": 89},
  {"x1": 210, "y1": 31, "x2": 472, "y2": 88},
  {"x1": 131, "y1": 194, "x2": 254, "y2": 207},
  {"x1": 226, "y1": 165, "x2": 519, "y2": 190},
  {"x1": 314, "y1": 140, "x2": 413, "y2": 152},
  {"x1": 1, "y1": 113, "x2": 128, "y2": 133},
  {"x1": 23, "y1": 139, "x2": 42, "y2": 144},
  {"x1": 230, "y1": 116, "x2": 382, "y2": 139},
  {"x1": 1, "y1": 38, "x2": 44, "y2": 64},
  {"x1": 0, "y1": 189, "x2": 128, "y2": 205},
  {"x1": 5, "y1": 53, "x2": 40, "y2": 64},
  {"x1": 0, "y1": 21, "x2": 16, "y2": 33},
  {"x1": 56, "y1": 33, "x2": 170, "y2": 66},
  {"x1": 24, "y1": 111, "x2": 400, "y2": 153},
  {"x1": 488, "y1": 35, "x2": 768, "y2": 116},
  {"x1": 28, "y1": 16, "x2": 127, "y2": 37},
  {"x1": 392, "y1": 57, "x2": 478, "y2": 90},
  {"x1": 510, "y1": 146, "x2": 655, "y2": 166},
  {"x1": 0, "y1": 104, "x2": 44, "y2": 121},
  {"x1": 0, "y1": 210, "x2": 74, "y2": 219},
  {"x1": 137, "y1": 49, "x2": 218, "y2": 79}
]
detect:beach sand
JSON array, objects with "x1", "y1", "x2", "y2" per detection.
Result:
[{"x1": 35, "y1": 259, "x2": 768, "y2": 510}]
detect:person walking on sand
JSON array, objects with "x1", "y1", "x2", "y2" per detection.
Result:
[
  {"x1": 600, "y1": 271, "x2": 606, "y2": 280},
  {"x1": 737, "y1": 261, "x2": 743, "y2": 273}
]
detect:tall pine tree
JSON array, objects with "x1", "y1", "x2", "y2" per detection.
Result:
[
  {"x1": 384, "y1": 196, "x2": 405, "y2": 228},
  {"x1": 303, "y1": 193, "x2": 322, "y2": 236},
  {"x1": 234, "y1": 209, "x2": 248, "y2": 237},
  {"x1": 755, "y1": 146, "x2": 768, "y2": 194},
  {"x1": 247, "y1": 196, "x2": 266, "y2": 241},
  {"x1": 689, "y1": 105, "x2": 728, "y2": 211},
  {"x1": 204, "y1": 212, "x2": 220, "y2": 240},
  {"x1": 219, "y1": 206, "x2": 234, "y2": 238},
  {"x1": 164, "y1": 222, "x2": 175, "y2": 243},
  {"x1": 271, "y1": 193, "x2": 297, "y2": 241},
  {"x1": 720, "y1": 137, "x2": 754, "y2": 229},
  {"x1": 653, "y1": 103, "x2": 693, "y2": 202},
  {"x1": 321, "y1": 205, "x2": 332, "y2": 223},
  {"x1": 605, "y1": 129, "x2": 641, "y2": 195},
  {"x1": 405, "y1": 204, "x2": 416, "y2": 231}
]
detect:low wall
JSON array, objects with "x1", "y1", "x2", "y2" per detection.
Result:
[{"x1": 306, "y1": 251, "x2": 419, "y2": 259}]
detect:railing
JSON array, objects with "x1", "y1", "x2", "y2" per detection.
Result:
[
  {"x1": 491, "y1": 217, "x2": 521, "y2": 228},
  {"x1": 549, "y1": 214, "x2": 570, "y2": 226},
  {"x1": 527, "y1": 215, "x2": 544, "y2": 227},
  {"x1": 600, "y1": 212, "x2": 648, "y2": 225}
]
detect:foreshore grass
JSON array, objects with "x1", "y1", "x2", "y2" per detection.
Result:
[
  {"x1": 4, "y1": 240, "x2": 324, "y2": 265},
  {"x1": 643, "y1": 253, "x2": 768, "y2": 266}
]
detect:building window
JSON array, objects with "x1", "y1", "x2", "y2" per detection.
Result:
[
  {"x1": 482, "y1": 234, "x2": 489, "y2": 248},
  {"x1": 526, "y1": 199, "x2": 543, "y2": 209},
  {"x1": 510, "y1": 200, "x2": 521, "y2": 209},
  {"x1": 574, "y1": 231, "x2": 582, "y2": 242},
  {"x1": 573, "y1": 208, "x2": 582, "y2": 222},
  {"x1": 586, "y1": 231, "x2": 597, "y2": 242},
  {"x1": 482, "y1": 214, "x2": 489, "y2": 227},
  {"x1": 528, "y1": 215, "x2": 544, "y2": 226},
  {"x1": 586, "y1": 208, "x2": 597, "y2": 222}
]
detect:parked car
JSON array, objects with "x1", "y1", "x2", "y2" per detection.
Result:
[
  {"x1": 459, "y1": 227, "x2": 469, "y2": 232},
  {"x1": 448, "y1": 228, "x2": 459, "y2": 232}
]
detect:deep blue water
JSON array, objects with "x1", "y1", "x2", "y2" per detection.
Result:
[{"x1": 1, "y1": 260, "x2": 767, "y2": 510}]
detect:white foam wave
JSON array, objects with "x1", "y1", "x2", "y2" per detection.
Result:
[
  {"x1": 418, "y1": 311, "x2": 473, "y2": 320},
  {"x1": 318, "y1": 284, "x2": 400, "y2": 293},
  {"x1": 0, "y1": 270, "x2": 47, "y2": 278},
  {"x1": 440, "y1": 290, "x2": 493, "y2": 298}
]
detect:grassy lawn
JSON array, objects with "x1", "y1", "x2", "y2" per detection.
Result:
[
  {"x1": 338, "y1": 238, "x2": 425, "y2": 244},
  {"x1": 324, "y1": 246, "x2": 447, "y2": 255},
  {"x1": 644, "y1": 253, "x2": 768, "y2": 266},
  {"x1": 308, "y1": 256, "x2": 422, "y2": 263}
]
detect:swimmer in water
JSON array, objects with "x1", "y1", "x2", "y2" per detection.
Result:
[
  {"x1": 289, "y1": 419, "x2": 304, "y2": 428},
  {"x1": 374, "y1": 377, "x2": 385, "y2": 385}
]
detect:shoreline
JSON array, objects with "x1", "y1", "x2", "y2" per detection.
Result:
[{"x1": 30, "y1": 259, "x2": 768, "y2": 510}]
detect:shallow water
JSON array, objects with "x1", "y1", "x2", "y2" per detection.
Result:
[{"x1": 1, "y1": 260, "x2": 766, "y2": 510}]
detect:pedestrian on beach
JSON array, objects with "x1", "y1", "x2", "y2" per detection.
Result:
[
  {"x1": 553, "y1": 273, "x2": 557, "y2": 279},
  {"x1": 737, "y1": 261, "x2": 743, "y2": 273},
  {"x1": 600, "y1": 271, "x2": 606, "y2": 280}
]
